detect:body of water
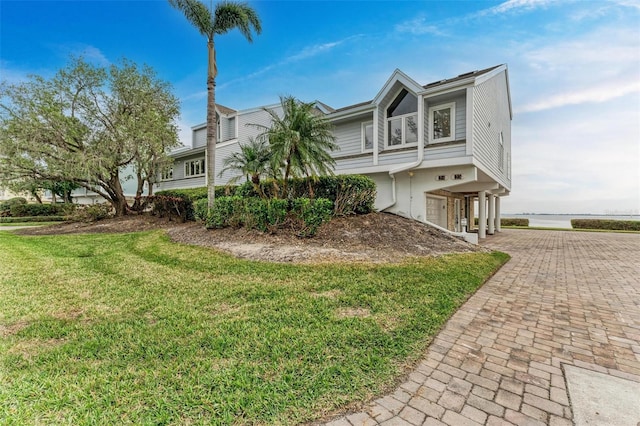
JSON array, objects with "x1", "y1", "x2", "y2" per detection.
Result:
[{"x1": 502, "y1": 214, "x2": 640, "y2": 229}]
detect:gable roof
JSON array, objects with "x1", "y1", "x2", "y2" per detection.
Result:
[{"x1": 331, "y1": 64, "x2": 506, "y2": 116}]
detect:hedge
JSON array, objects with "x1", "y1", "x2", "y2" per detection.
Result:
[
  {"x1": 236, "y1": 175, "x2": 376, "y2": 215},
  {"x1": 474, "y1": 218, "x2": 529, "y2": 227},
  {"x1": 153, "y1": 186, "x2": 238, "y2": 221},
  {"x1": 9, "y1": 203, "x2": 65, "y2": 217},
  {"x1": 204, "y1": 196, "x2": 333, "y2": 237},
  {"x1": 571, "y1": 219, "x2": 640, "y2": 231},
  {"x1": 0, "y1": 197, "x2": 28, "y2": 217},
  {"x1": 0, "y1": 215, "x2": 66, "y2": 223}
]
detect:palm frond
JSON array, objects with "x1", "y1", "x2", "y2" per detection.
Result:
[
  {"x1": 168, "y1": 0, "x2": 214, "y2": 38},
  {"x1": 213, "y1": 1, "x2": 262, "y2": 41}
]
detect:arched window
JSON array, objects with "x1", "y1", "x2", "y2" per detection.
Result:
[{"x1": 387, "y1": 89, "x2": 418, "y2": 147}]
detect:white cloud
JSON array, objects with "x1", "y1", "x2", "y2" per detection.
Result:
[
  {"x1": 485, "y1": 0, "x2": 557, "y2": 15},
  {"x1": 217, "y1": 35, "x2": 361, "y2": 92},
  {"x1": 517, "y1": 80, "x2": 640, "y2": 113},
  {"x1": 394, "y1": 16, "x2": 446, "y2": 36}
]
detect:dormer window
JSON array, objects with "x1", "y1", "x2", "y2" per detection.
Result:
[{"x1": 387, "y1": 89, "x2": 418, "y2": 147}]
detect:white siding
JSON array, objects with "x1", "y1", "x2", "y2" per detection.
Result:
[
  {"x1": 215, "y1": 141, "x2": 243, "y2": 185},
  {"x1": 333, "y1": 119, "x2": 363, "y2": 156},
  {"x1": 425, "y1": 91, "x2": 466, "y2": 142},
  {"x1": 424, "y1": 142, "x2": 467, "y2": 161},
  {"x1": 193, "y1": 127, "x2": 206, "y2": 148},
  {"x1": 378, "y1": 148, "x2": 419, "y2": 166},
  {"x1": 334, "y1": 154, "x2": 374, "y2": 171},
  {"x1": 472, "y1": 70, "x2": 511, "y2": 189},
  {"x1": 237, "y1": 106, "x2": 282, "y2": 144}
]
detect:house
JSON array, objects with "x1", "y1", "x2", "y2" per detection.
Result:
[{"x1": 157, "y1": 65, "x2": 512, "y2": 242}]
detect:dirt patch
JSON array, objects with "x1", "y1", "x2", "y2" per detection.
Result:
[{"x1": 15, "y1": 212, "x2": 483, "y2": 263}]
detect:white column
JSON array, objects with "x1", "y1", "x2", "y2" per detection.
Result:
[
  {"x1": 495, "y1": 196, "x2": 501, "y2": 232},
  {"x1": 478, "y1": 191, "x2": 486, "y2": 239},
  {"x1": 488, "y1": 194, "x2": 495, "y2": 235}
]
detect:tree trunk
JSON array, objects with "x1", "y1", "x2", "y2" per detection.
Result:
[
  {"x1": 131, "y1": 171, "x2": 145, "y2": 211},
  {"x1": 206, "y1": 38, "x2": 217, "y2": 209},
  {"x1": 32, "y1": 191, "x2": 43, "y2": 204},
  {"x1": 108, "y1": 173, "x2": 129, "y2": 216}
]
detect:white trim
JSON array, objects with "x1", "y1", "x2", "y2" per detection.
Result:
[
  {"x1": 217, "y1": 138, "x2": 239, "y2": 149},
  {"x1": 361, "y1": 121, "x2": 374, "y2": 153},
  {"x1": 373, "y1": 69, "x2": 424, "y2": 104},
  {"x1": 184, "y1": 158, "x2": 206, "y2": 178},
  {"x1": 428, "y1": 102, "x2": 456, "y2": 144},
  {"x1": 373, "y1": 109, "x2": 379, "y2": 165},
  {"x1": 465, "y1": 87, "x2": 474, "y2": 156}
]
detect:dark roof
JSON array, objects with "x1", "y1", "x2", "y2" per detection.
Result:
[
  {"x1": 216, "y1": 104, "x2": 236, "y2": 115},
  {"x1": 332, "y1": 99, "x2": 373, "y2": 113},
  {"x1": 422, "y1": 64, "x2": 502, "y2": 89},
  {"x1": 332, "y1": 64, "x2": 503, "y2": 114}
]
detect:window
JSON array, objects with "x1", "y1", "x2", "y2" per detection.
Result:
[
  {"x1": 429, "y1": 102, "x2": 456, "y2": 143},
  {"x1": 499, "y1": 132, "x2": 505, "y2": 171},
  {"x1": 362, "y1": 122, "x2": 374, "y2": 152},
  {"x1": 386, "y1": 89, "x2": 418, "y2": 147},
  {"x1": 161, "y1": 167, "x2": 173, "y2": 181},
  {"x1": 185, "y1": 159, "x2": 205, "y2": 177}
]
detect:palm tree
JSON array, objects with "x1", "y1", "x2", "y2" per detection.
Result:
[
  {"x1": 252, "y1": 96, "x2": 339, "y2": 198},
  {"x1": 168, "y1": 0, "x2": 261, "y2": 209},
  {"x1": 218, "y1": 137, "x2": 271, "y2": 196}
]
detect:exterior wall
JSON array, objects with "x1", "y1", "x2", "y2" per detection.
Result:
[
  {"x1": 379, "y1": 165, "x2": 477, "y2": 225},
  {"x1": 215, "y1": 141, "x2": 243, "y2": 185},
  {"x1": 472, "y1": 70, "x2": 512, "y2": 190},
  {"x1": 193, "y1": 126, "x2": 206, "y2": 148},
  {"x1": 378, "y1": 148, "x2": 419, "y2": 166},
  {"x1": 424, "y1": 91, "x2": 466, "y2": 143},
  {"x1": 424, "y1": 141, "x2": 467, "y2": 161},
  {"x1": 333, "y1": 118, "x2": 365, "y2": 156},
  {"x1": 158, "y1": 152, "x2": 206, "y2": 191},
  {"x1": 334, "y1": 154, "x2": 374, "y2": 172}
]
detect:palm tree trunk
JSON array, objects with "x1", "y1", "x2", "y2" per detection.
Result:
[{"x1": 206, "y1": 39, "x2": 217, "y2": 209}]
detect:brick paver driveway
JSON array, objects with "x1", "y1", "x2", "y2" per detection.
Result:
[{"x1": 323, "y1": 229, "x2": 640, "y2": 425}]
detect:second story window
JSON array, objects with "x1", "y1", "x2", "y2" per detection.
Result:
[
  {"x1": 429, "y1": 102, "x2": 456, "y2": 143},
  {"x1": 362, "y1": 122, "x2": 374, "y2": 152},
  {"x1": 185, "y1": 159, "x2": 205, "y2": 177},
  {"x1": 387, "y1": 89, "x2": 418, "y2": 147},
  {"x1": 499, "y1": 132, "x2": 505, "y2": 171}
]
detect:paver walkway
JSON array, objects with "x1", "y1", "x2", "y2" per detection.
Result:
[{"x1": 322, "y1": 229, "x2": 640, "y2": 425}]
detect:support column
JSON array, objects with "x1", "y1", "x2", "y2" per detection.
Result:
[
  {"x1": 478, "y1": 191, "x2": 486, "y2": 239},
  {"x1": 488, "y1": 193, "x2": 495, "y2": 235},
  {"x1": 495, "y1": 196, "x2": 501, "y2": 232}
]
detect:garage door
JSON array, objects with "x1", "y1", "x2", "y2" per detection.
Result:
[{"x1": 426, "y1": 195, "x2": 447, "y2": 228}]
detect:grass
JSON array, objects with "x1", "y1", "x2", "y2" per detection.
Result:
[
  {"x1": 502, "y1": 225, "x2": 640, "y2": 234},
  {"x1": 0, "y1": 230, "x2": 508, "y2": 425},
  {"x1": 0, "y1": 221, "x2": 62, "y2": 227}
]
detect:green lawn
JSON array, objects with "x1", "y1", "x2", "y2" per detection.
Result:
[{"x1": 0, "y1": 230, "x2": 508, "y2": 425}]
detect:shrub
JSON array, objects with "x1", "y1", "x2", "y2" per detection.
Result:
[
  {"x1": 70, "y1": 204, "x2": 113, "y2": 222},
  {"x1": 292, "y1": 197, "x2": 333, "y2": 237},
  {"x1": 206, "y1": 196, "x2": 243, "y2": 229},
  {"x1": 0, "y1": 216, "x2": 66, "y2": 223},
  {"x1": 501, "y1": 218, "x2": 529, "y2": 227},
  {"x1": 474, "y1": 217, "x2": 529, "y2": 227},
  {"x1": 194, "y1": 198, "x2": 209, "y2": 222},
  {"x1": 9, "y1": 203, "x2": 64, "y2": 217},
  {"x1": 0, "y1": 197, "x2": 28, "y2": 217},
  {"x1": 236, "y1": 175, "x2": 376, "y2": 215},
  {"x1": 571, "y1": 219, "x2": 640, "y2": 231},
  {"x1": 155, "y1": 186, "x2": 239, "y2": 221}
]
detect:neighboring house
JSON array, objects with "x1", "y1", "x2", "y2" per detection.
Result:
[{"x1": 158, "y1": 64, "x2": 512, "y2": 242}]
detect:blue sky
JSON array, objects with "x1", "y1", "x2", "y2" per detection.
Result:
[{"x1": 1, "y1": 0, "x2": 639, "y2": 214}]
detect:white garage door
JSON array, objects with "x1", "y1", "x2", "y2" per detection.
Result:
[{"x1": 426, "y1": 196, "x2": 447, "y2": 229}]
